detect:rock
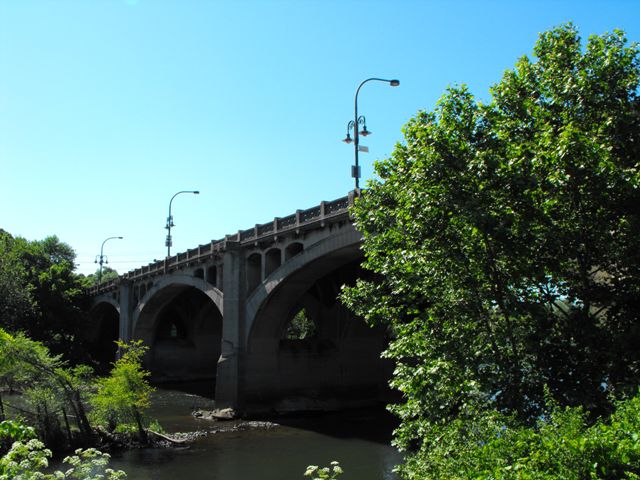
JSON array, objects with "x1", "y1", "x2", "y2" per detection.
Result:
[
  {"x1": 212, "y1": 408, "x2": 237, "y2": 420},
  {"x1": 193, "y1": 408, "x2": 237, "y2": 420}
]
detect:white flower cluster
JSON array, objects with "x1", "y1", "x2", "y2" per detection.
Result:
[{"x1": 304, "y1": 460, "x2": 343, "y2": 480}]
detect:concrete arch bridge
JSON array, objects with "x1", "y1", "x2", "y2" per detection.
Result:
[{"x1": 87, "y1": 191, "x2": 392, "y2": 414}]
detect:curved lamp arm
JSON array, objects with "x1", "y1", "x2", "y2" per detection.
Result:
[
  {"x1": 97, "y1": 236, "x2": 123, "y2": 283},
  {"x1": 166, "y1": 190, "x2": 199, "y2": 257},
  {"x1": 351, "y1": 78, "x2": 400, "y2": 189}
]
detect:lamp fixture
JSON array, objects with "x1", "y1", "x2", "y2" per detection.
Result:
[{"x1": 342, "y1": 77, "x2": 400, "y2": 189}]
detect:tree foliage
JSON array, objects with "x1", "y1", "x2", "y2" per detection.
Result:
[
  {"x1": 0, "y1": 420, "x2": 35, "y2": 456},
  {"x1": 90, "y1": 340, "x2": 154, "y2": 441},
  {"x1": 0, "y1": 438, "x2": 126, "y2": 480},
  {"x1": 0, "y1": 231, "x2": 89, "y2": 358},
  {"x1": 1, "y1": 329, "x2": 157, "y2": 453},
  {"x1": 0, "y1": 328, "x2": 94, "y2": 446},
  {"x1": 342, "y1": 24, "x2": 640, "y2": 477},
  {"x1": 0, "y1": 231, "x2": 34, "y2": 331},
  {"x1": 399, "y1": 390, "x2": 640, "y2": 479},
  {"x1": 285, "y1": 309, "x2": 317, "y2": 340},
  {"x1": 81, "y1": 266, "x2": 120, "y2": 288}
]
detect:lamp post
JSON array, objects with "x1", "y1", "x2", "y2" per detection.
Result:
[
  {"x1": 95, "y1": 236, "x2": 123, "y2": 283},
  {"x1": 343, "y1": 77, "x2": 400, "y2": 190},
  {"x1": 166, "y1": 190, "x2": 199, "y2": 257}
]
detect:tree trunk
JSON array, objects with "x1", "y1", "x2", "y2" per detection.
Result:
[
  {"x1": 62, "y1": 407, "x2": 73, "y2": 446},
  {"x1": 69, "y1": 391, "x2": 93, "y2": 443},
  {"x1": 134, "y1": 409, "x2": 148, "y2": 444}
]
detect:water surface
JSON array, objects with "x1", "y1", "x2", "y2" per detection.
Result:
[{"x1": 108, "y1": 386, "x2": 402, "y2": 480}]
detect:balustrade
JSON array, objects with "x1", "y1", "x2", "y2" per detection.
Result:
[{"x1": 89, "y1": 193, "x2": 354, "y2": 295}]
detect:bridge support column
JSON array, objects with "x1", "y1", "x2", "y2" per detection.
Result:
[
  {"x1": 118, "y1": 279, "x2": 133, "y2": 343},
  {"x1": 215, "y1": 243, "x2": 246, "y2": 410}
]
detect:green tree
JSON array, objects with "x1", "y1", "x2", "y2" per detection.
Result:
[
  {"x1": 395, "y1": 390, "x2": 640, "y2": 479},
  {"x1": 342, "y1": 24, "x2": 640, "y2": 478},
  {"x1": 0, "y1": 231, "x2": 89, "y2": 359},
  {"x1": 285, "y1": 309, "x2": 317, "y2": 340},
  {"x1": 90, "y1": 340, "x2": 154, "y2": 442},
  {"x1": 0, "y1": 328, "x2": 94, "y2": 446},
  {"x1": 0, "y1": 231, "x2": 34, "y2": 333},
  {"x1": 81, "y1": 266, "x2": 120, "y2": 288}
]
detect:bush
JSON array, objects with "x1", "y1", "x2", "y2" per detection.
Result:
[
  {"x1": 399, "y1": 390, "x2": 640, "y2": 479},
  {"x1": 304, "y1": 461, "x2": 343, "y2": 480},
  {"x1": 89, "y1": 340, "x2": 154, "y2": 442},
  {"x1": 0, "y1": 438, "x2": 127, "y2": 479},
  {"x1": 0, "y1": 419, "x2": 35, "y2": 456}
]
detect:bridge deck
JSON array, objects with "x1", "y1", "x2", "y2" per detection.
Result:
[{"x1": 88, "y1": 192, "x2": 356, "y2": 295}]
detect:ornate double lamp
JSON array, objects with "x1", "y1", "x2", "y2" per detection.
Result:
[
  {"x1": 342, "y1": 116, "x2": 371, "y2": 144},
  {"x1": 342, "y1": 77, "x2": 399, "y2": 190}
]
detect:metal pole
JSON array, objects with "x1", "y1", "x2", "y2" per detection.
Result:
[
  {"x1": 351, "y1": 77, "x2": 400, "y2": 190},
  {"x1": 97, "y1": 236, "x2": 123, "y2": 283},
  {"x1": 166, "y1": 190, "x2": 199, "y2": 257}
]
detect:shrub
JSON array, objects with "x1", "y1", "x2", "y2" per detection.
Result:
[
  {"x1": 304, "y1": 461, "x2": 344, "y2": 480},
  {"x1": 0, "y1": 419, "x2": 35, "y2": 456},
  {"x1": 399, "y1": 390, "x2": 640, "y2": 479},
  {"x1": 0, "y1": 438, "x2": 127, "y2": 479}
]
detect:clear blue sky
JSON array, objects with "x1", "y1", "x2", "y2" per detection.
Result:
[{"x1": 2, "y1": 0, "x2": 638, "y2": 276}]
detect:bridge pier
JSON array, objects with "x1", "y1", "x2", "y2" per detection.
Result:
[
  {"x1": 215, "y1": 242, "x2": 245, "y2": 410},
  {"x1": 118, "y1": 279, "x2": 133, "y2": 343}
]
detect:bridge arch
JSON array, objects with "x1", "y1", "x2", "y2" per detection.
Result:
[
  {"x1": 92, "y1": 294, "x2": 120, "y2": 313},
  {"x1": 87, "y1": 297, "x2": 121, "y2": 373},
  {"x1": 242, "y1": 228, "x2": 392, "y2": 411},
  {"x1": 246, "y1": 227, "x2": 363, "y2": 343},
  {"x1": 132, "y1": 274, "x2": 224, "y2": 393},
  {"x1": 133, "y1": 274, "x2": 223, "y2": 335}
]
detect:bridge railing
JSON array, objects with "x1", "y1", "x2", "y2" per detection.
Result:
[
  {"x1": 87, "y1": 191, "x2": 357, "y2": 296},
  {"x1": 222, "y1": 192, "x2": 355, "y2": 244}
]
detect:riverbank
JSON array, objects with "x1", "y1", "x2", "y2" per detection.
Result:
[{"x1": 6, "y1": 383, "x2": 401, "y2": 479}]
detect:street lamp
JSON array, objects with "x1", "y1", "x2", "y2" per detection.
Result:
[
  {"x1": 343, "y1": 77, "x2": 400, "y2": 190},
  {"x1": 95, "y1": 236, "x2": 123, "y2": 283},
  {"x1": 166, "y1": 190, "x2": 199, "y2": 257}
]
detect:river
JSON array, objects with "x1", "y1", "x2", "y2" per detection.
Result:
[{"x1": 107, "y1": 385, "x2": 403, "y2": 480}]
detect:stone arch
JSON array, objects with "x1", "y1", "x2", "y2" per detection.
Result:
[
  {"x1": 133, "y1": 274, "x2": 223, "y2": 338},
  {"x1": 87, "y1": 299, "x2": 121, "y2": 373},
  {"x1": 246, "y1": 227, "x2": 363, "y2": 343},
  {"x1": 92, "y1": 295, "x2": 120, "y2": 314},
  {"x1": 131, "y1": 274, "x2": 223, "y2": 393},
  {"x1": 241, "y1": 227, "x2": 392, "y2": 411}
]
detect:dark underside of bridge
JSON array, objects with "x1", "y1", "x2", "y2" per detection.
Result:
[
  {"x1": 240, "y1": 254, "x2": 394, "y2": 413},
  {"x1": 85, "y1": 303, "x2": 120, "y2": 374}
]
